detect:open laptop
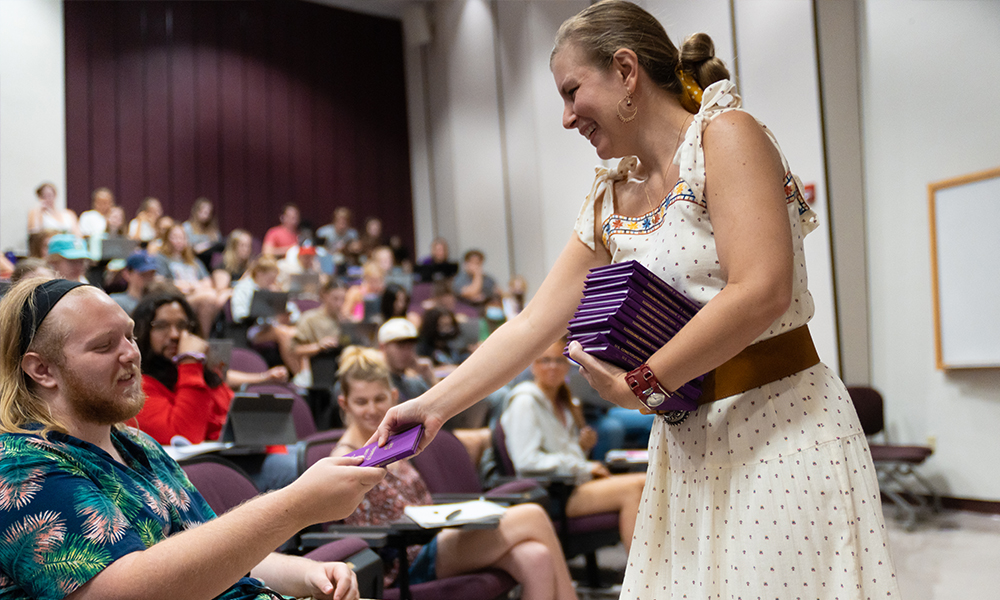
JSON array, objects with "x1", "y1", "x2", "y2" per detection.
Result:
[
  {"x1": 289, "y1": 272, "x2": 322, "y2": 298},
  {"x1": 207, "y1": 339, "x2": 233, "y2": 376},
  {"x1": 310, "y1": 351, "x2": 341, "y2": 390},
  {"x1": 219, "y1": 393, "x2": 298, "y2": 447},
  {"x1": 99, "y1": 237, "x2": 139, "y2": 261},
  {"x1": 248, "y1": 290, "x2": 290, "y2": 320}
]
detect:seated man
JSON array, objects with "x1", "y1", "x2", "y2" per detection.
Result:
[
  {"x1": 0, "y1": 278, "x2": 384, "y2": 600},
  {"x1": 131, "y1": 290, "x2": 297, "y2": 491},
  {"x1": 451, "y1": 249, "x2": 498, "y2": 307},
  {"x1": 46, "y1": 233, "x2": 91, "y2": 283},
  {"x1": 262, "y1": 204, "x2": 301, "y2": 258},
  {"x1": 377, "y1": 317, "x2": 436, "y2": 402},
  {"x1": 110, "y1": 250, "x2": 160, "y2": 315},
  {"x1": 292, "y1": 279, "x2": 350, "y2": 387}
]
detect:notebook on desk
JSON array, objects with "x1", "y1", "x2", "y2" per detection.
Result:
[
  {"x1": 289, "y1": 272, "x2": 322, "y2": 298},
  {"x1": 219, "y1": 393, "x2": 298, "y2": 447}
]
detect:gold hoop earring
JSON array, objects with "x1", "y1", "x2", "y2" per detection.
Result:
[{"x1": 617, "y1": 90, "x2": 637, "y2": 123}]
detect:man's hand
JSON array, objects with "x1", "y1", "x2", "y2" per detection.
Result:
[
  {"x1": 319, "y1": 336, "x2": 340, "y2": 351},
  {"x1": 283, "y1": 456, "x2": 386, "y2": 526},
  {"x1": 301, "y1": 561, "x2": 359, "y2": 600},
  {"x1": 177, "y1": 330, "x2": 209, "y2": 356}
]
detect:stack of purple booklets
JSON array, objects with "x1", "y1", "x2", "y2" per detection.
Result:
[{"x1": 566, "y1": 260, "x2": 704, "y2": 410}]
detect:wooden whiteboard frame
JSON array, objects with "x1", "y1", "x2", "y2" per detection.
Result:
[{"x1": 929, "y1": 166, "x2": 1000, "y2": 370}]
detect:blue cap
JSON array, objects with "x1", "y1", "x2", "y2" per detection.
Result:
[
  {"x1": 125, "y1": 251, "x2": 158, "y2": 272},
  {"x1": 47, "y1": 234, "x2": 91, "y2": 260}
]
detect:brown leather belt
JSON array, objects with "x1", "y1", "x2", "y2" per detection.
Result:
[{"x1": 692, "y1": 325, "x2": 820, "y2": 406}]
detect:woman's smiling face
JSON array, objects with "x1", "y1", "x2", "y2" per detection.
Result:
[{"x1": 552, "y1": 43, "x2": 626, "y2": 160}]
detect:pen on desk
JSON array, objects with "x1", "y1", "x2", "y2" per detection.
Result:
[{"x1": 444, "y1": 509, "x2": 462, "y2": 521}]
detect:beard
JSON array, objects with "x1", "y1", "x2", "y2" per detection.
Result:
[{"x1": 62, "y1": 366, "x2": 146, "y2": 426}]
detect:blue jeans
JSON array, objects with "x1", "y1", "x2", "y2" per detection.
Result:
[{"x1": 590, "y1": 407, "x2": 655, "y2": 461}]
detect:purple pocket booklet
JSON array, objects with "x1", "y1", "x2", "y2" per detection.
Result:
[{"x1": 346, "y1": 425, "x2": 424, "y2": 467}]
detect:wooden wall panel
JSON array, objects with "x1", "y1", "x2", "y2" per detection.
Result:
[{"x1": 64, "y1": 0, "x2": 414, "y2": 251}]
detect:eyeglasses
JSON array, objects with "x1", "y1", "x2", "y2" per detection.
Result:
[
  {"x1": 535, "y1": 356, "x2": 569, "y2": 367},
  {"x1": 150, "y1": 319, "x2": 196, "y2": 333}
]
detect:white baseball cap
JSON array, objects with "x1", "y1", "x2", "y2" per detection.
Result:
[{"x1": 378, "y1": 318, "x2": 419, "y2": 344}]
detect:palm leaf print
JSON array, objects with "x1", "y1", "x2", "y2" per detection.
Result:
[
  {"x1": 41, "y1": 533, "x2": 111, "y2": 596},
  {"x1": 132, "y1": 518, "x2": 166, "y2": 548},
  {"x1": 73, "y1": 486, "x2": 130, "y2": 545},
  {"x1": 0, "y1": 510, "x2": 66, "y2": 585}
]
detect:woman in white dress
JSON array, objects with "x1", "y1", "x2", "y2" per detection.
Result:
[{"x1": 374, "y1": 2, "x2": 900, "y2": 598}]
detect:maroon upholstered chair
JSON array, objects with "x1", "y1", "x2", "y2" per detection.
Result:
[
  {"x1": 180, "y1": 454, "x2": 384, "y2": 598},
  {"x1": 230, "y1": 347, "x2": 270, "y2": 373},
  {"x1": 493, "y1": 422, "x2": 621, "y2": 587},
  {"x1": 409, "y1": 428, "x2": 543, "y2": 501},
  {"x1": 847, "y1": 385, "x2": 941, "y2": 530},
  {"x1": 295, "y1": 433, "x2": 517, "y2": 600}
]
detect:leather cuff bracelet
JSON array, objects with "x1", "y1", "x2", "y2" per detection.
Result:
[{"x1": 625, "y1": 364, "x2": 672, "y2": 410}]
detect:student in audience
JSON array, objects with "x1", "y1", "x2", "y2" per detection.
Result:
[
  {"x1": 341, "y1": 262, "x2": 385, "y2": 323},
  {"x1": 183, "y1": 197, "x2": 223, "y2": 260},
  {"x1": 110, "y1": 251, "x2": 160, "y2": 315},
  {"x1": 131, "y1": 290, "x2": 298, "y2": 491},
  {"x1": 128, "y1": 196, "x2": 163, "y2": 243},
  {"x1": 146, "y1": 215, "x2": 176, "y2": 255},
  {"x1": 500, "y1": 339, "x2": 646, "y2": 551},
  {"x1": 292, "y1": 279, "x2": 350, "y2": 387},
  {"x1": 262, "y1": 203, "x2": 301, "y2": 258},
  {"x1": 27, "y1": 182, "x2": 79, "y2": 236},
  {"x1": 78, "y1": 187, "x2": 115, "y2": 238},
  {"x1": 316, "y1": 206, "x2": 358, "y2": 255},
  {"x1": 154, "y1": 223, "x2": 230, "y2": 335},
  {"x1": 503, "y1": 274, "x2": 528, "y2": 319},
  {"x1": 217, "y1": 228, "x2": 254, "y2": 287},
  {"x1": 357, "y1": 216, "x2": 385, "y2": 257},
  {"x1": 9, "y1": 258, "x2": 55, "y2": 283},
  {"x1": 231, "y1": 255, "x2": 300, "y2": 374},
  {"x1": 277, "y1": 241, "x2": 324, "y2": 291},
  {"x1": 0, "y1": 254, "x2": 14, "y2": 280},
  {"x1": 378, "y1": 318, "x2": 436, "y2": 402},
  {"x1": 416, "y1": 306, "x2": 465, "y2": 367},
  {"x1": 452, "y1": 249, "x2": 498, "y2": 307},
  {"x1": 106, "y1": 205, "x2": 128, "y2": 236},
  {"x1": 45, "y1": 234, "x2": 91, "y2": 284},
  {"x1": 388, "y1": 234, "x2": 413, "y2": 272},
  {"x1": 379, "y1": 283, "x2": 421, "y2": 327},
  {"x1": 371, "y1": 245, "x2": 412, "y2": 293},
  {"x1": 331, "y1": 346, "x2": 578, "y2": 600},
  {"x1": 0, "y1": 278, "x2": 381, "y2": 600}
]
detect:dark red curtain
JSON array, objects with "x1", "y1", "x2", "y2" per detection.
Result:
[{"x1": 64, "y1": 0, "x2": 413, "y2": 250}]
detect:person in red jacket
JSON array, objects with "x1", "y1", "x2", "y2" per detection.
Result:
[{"x1": 130, "y1": 290, "x2": 297, "y2": 491}]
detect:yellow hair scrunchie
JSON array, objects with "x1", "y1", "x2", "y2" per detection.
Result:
[{"x1": 676, "y1": 68, "x2": 703, "y2": 113}]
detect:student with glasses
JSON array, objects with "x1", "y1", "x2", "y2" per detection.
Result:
[
  {"x1": 500, "y1": 338, "x2": 646, "y2": 551},
  {"x1": 130, "y1": 290, "x2": 296, "y2": 491}
]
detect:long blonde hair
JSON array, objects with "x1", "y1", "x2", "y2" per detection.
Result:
[{"x1": 0, "y1": 278, "x2": 72, "y2": 436}]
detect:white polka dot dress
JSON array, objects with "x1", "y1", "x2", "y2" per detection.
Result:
[{"x1": 573, "y1": 80, "x2": 900, "y2": 599}]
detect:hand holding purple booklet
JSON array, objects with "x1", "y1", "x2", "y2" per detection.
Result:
[{"x1": 345, "y1": 425, "x2": 424, "y2": 467}]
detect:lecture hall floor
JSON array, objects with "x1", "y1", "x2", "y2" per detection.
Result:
[{"x1": 570, "y1": 509, "x2": 1000, "y2": 600}]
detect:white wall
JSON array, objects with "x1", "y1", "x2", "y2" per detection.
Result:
[
  {"x1": 0, "y1": 0, "x2": 65, "y2": 254},
  {"x1": 861, "y1": 0, "x2": 1000, "y2": 500}
]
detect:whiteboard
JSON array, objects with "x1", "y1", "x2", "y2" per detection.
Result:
[{"x1": 929, "y1": 166, "x2": 1000, "y2": 369}]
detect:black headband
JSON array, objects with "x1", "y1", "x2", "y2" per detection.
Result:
[{"x1": 19, "y1": 279, "x2": 88, "y2": 356}]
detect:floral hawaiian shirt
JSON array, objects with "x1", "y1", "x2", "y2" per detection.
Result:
[{"x1": 0, "y1": 426, "x2": 284, "y2": 599}]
